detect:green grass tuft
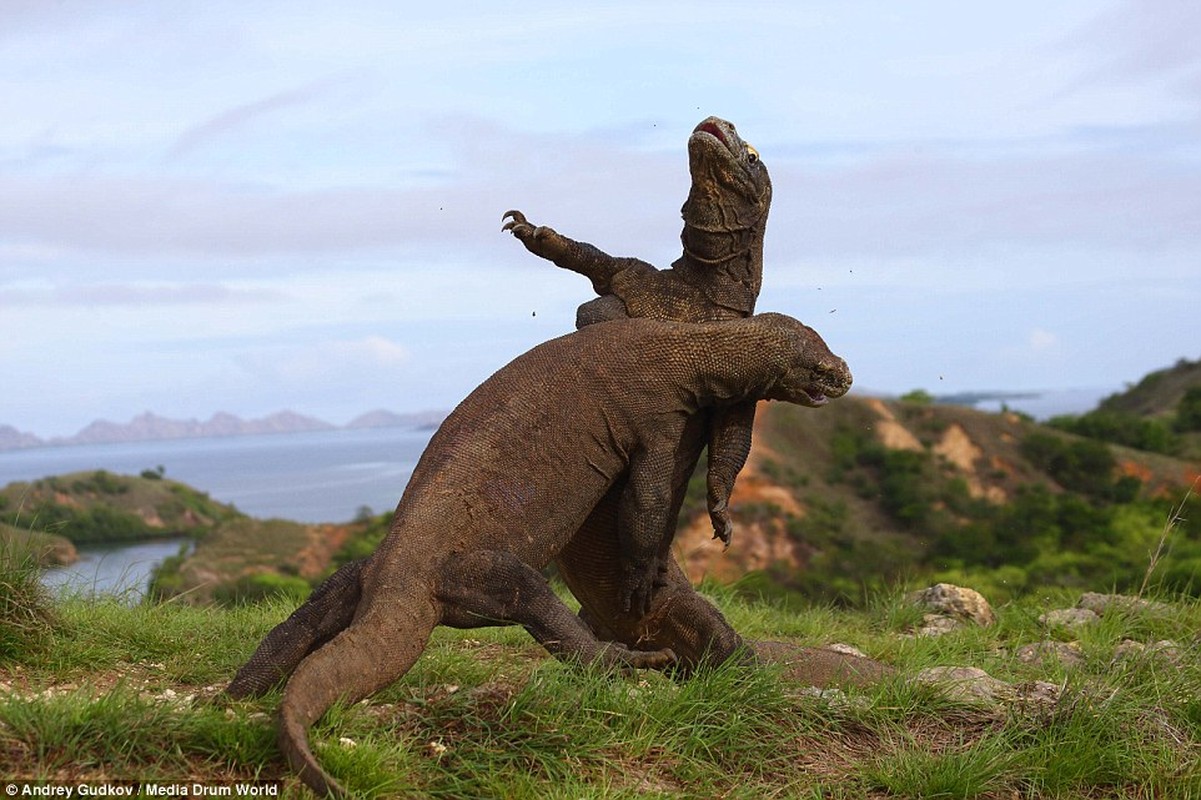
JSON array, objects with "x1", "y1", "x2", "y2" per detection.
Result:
[{"x1": 0, "y1": 544, "x2": 58, "y2": 659}]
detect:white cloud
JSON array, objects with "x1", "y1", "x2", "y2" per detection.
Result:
[
  {"x1": 1028, "y1": 328, "x2": 1059, "y2": 352},
  {"x1": 241, "y1": 335, "x2": 409, "y2": 384}
]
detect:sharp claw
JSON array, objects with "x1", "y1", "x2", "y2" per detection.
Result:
[{"x1": 711, "y1": 518, "x2": 733, "y2": 550}]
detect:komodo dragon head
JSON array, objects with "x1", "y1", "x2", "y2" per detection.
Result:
[
  {"x1": 755, "y1": 312, "x2": 853, "y2": 408},
  {"x1": 680, "y1": 116, "x2": 772, "y2": 266}
]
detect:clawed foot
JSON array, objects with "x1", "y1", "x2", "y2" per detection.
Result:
[
  {"x1": 602, "y1": 642, "x2": 677, "y2": 671},
  {"x1": 501, "y1": 208, "x2": 531, "y2": 236},
  {"x1": 502, "y1": 209, "x2": 564, "y2": 260},
  {"x1": 709, "y1": 499, "x2": 734, "y2": 549},
  {"x1": 620, "y1": 560, "x2": 667, "y2": 617}
]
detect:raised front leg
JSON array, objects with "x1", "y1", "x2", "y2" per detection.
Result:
[
  {"x1": 502, "y1": 209, "x2": 654, "y2": 296},
  {"x1": 435, "y1": 550, "x2": 675, "y2": 670},
  {"x1": 705, "y1": 401, "x2": 758, "y2": 547}
]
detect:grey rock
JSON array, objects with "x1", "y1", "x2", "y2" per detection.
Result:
[{"x1": 908, "y1": 583, "x2": 996, "y2": 626}]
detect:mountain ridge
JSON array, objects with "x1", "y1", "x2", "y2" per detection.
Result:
[{"x1": 0, "y1": 408, "x2": 447, "y2": 452}]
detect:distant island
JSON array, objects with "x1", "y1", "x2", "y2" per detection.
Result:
[{"x1": 0, "y1": 409, "x2": 447, "y2": 452}]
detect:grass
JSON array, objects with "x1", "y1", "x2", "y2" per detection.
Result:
[
  {"x1": 1, "y1": 574, "x2": 1200, "y2": 798},
  {"x1": 0, "y1": 545, "x2": 57, "y2": 660}
]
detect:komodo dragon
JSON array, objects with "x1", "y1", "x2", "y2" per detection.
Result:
[
  {"x1": 267, "y1": 313, "x2": 851, "y2": 797},
  {"x1": 226, "y1": 116, "x2": 883, "y2": 701}
]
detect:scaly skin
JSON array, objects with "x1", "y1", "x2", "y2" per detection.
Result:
[{"x1": 263, "y1": 313, "x2": 851, "y2": 796}]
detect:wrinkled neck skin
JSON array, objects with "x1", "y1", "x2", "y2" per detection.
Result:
[{"x1": 673, "y1": 119, "x2": 772, "y2": 315}]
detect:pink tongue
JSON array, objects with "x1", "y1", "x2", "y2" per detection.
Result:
[{"x1": 697, "y1": 122, "x2": 728, "y2": 147}]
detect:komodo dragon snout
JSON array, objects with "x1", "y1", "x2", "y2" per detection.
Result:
[{"x1": 755, "y1": 312, "x2": 853, "y2": 407}]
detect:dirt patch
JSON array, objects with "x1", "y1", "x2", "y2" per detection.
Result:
[
  {"x1": 933, "y1": 424, "x2": 1007, "y2": 503},
  {"x1": 292, "y1": 523, "x2": 354, "y2": 579},
  {"x1": 675, "y1": 426, "x2": 805, "y2": 583},
  {"x1": 933, "y1": 424, "x2": 981, "y2": 472},
  {"x1": 865, "y1": 399, "x2": 922, "y2": 452}
]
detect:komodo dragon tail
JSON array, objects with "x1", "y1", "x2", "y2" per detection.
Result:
[
  {"x1": 226, "y1": 559, "x2": 365, "y2": 699},
  {"x1": 279, "y1": 596, "x2": 439, "y2": 798}
]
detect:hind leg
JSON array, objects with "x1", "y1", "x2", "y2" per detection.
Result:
[
  {"x1": 436, "y1": 550, "x2": 675, "y2": 670},
  {"x1": 556, "y1": 493, "x2": 747, "y2": 673}
]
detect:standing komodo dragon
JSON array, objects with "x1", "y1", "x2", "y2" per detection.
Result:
[
  {"x1": 226, "y1": 116, "x2": 883, "y2": 702},
  {"x1": 266, "y1": 313, "x2": 851, "y2": 797}
]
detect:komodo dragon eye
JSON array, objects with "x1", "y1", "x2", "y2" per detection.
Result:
[{"x1": 746, "y1": 143, "x2": 759, "y2": 163}]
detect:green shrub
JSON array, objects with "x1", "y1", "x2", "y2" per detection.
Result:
[
  {"x1": 1176, "y1": 387, "x2": 1201, "y2": 432},
  {"x1": 1049, "y1": 410, "x2": 1179, "y2": 454},
  {"x1": 899, "y1": 389, "x2": 934, "y2": 405},
  {"x1": 1021, "y1": 431, "x2": 1120, "y2": 498},
  {"x1": 146, "y1": 543, "x2": 191, "y2": 602},
  {"x1": 70, "y1": 470, "x2": 130, "y2": 496},
  {"x1": 211, "y1": 571, "x2": 313, "y2": 606}
]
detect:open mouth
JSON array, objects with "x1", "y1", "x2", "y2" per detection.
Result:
[
  {"x1": 796, "y1": 386, "x2": 829, "y2": 407},
  {"x1": 694, "y1": 120, "x2": 729, "y2": 148},
  {"x1": 691, "y1": 120, "x2": 743, "y2": 160}
]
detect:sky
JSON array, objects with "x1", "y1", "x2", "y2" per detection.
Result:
[{"x1": 2, "y1": 1, "x2": 1199, "y2": 438}]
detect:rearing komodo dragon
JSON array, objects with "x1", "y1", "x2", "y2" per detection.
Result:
[
  {"x1": 267, "y1": 313, "x2": 851, "y2": 796},
  {"x1": 502, "y1": 115, "x2": 775, "y2": 668}
]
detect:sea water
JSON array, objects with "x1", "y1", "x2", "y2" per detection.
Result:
[
  {"x1": 0, "y1": 427, "x2": 434, "y2": 598},
  {"x1": 0, "y1": 426, "x2": 434, "y2": 523}
]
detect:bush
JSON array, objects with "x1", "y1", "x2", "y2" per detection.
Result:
[
  {"x1": 211, "y1": 572, "x2": 313, "y2": 606},
  {"x1": 1021, "y1": 432, "x2": 1119, "y2": 498},
  {"x1": 900, "y1": 389, "x2": 934, "y2": 405},
  {"x1": 70, "y1": 470, "x2": 130, "y2": 496},
  {"x1": 1176, "y1": 387, "x2": 1201, "y2": 432},
  {"x1": 1048, "y1": 410, "x2": 1179, "y2": 454},
  {"x1": 146, "y1": 543, "x2": 191, "y2": 602}
]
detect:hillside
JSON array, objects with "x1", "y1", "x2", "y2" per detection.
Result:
[
  {"x1": 0, "y1": 469, "x2": 363, "y2": 605},
  {"x1": 0, "y1": 523, "x2": 76, "y2": 567},
  {"x1": 1046, "y1": 356, "x2": 1201, "y2": 462},
  {"x1": 8, "y1": 388, "x2": 1199, "y2": 607},
  {"x1": 1099, "y1": 356, "x2": 1201, "y2": 417},
  {"x1": 164, "y1": 392, "x2": 1198, "y2": 609},
  {"x1": 671, "y1": 394, "x2": 1199, "y2": 604},
  {"x1": 0, "y1": 470, "x2": 241, "y2": 545}
]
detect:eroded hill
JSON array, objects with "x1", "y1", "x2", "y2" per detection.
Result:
[{"x1": 673, "y1": 395, "x2": 1199, "y2": 604}]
